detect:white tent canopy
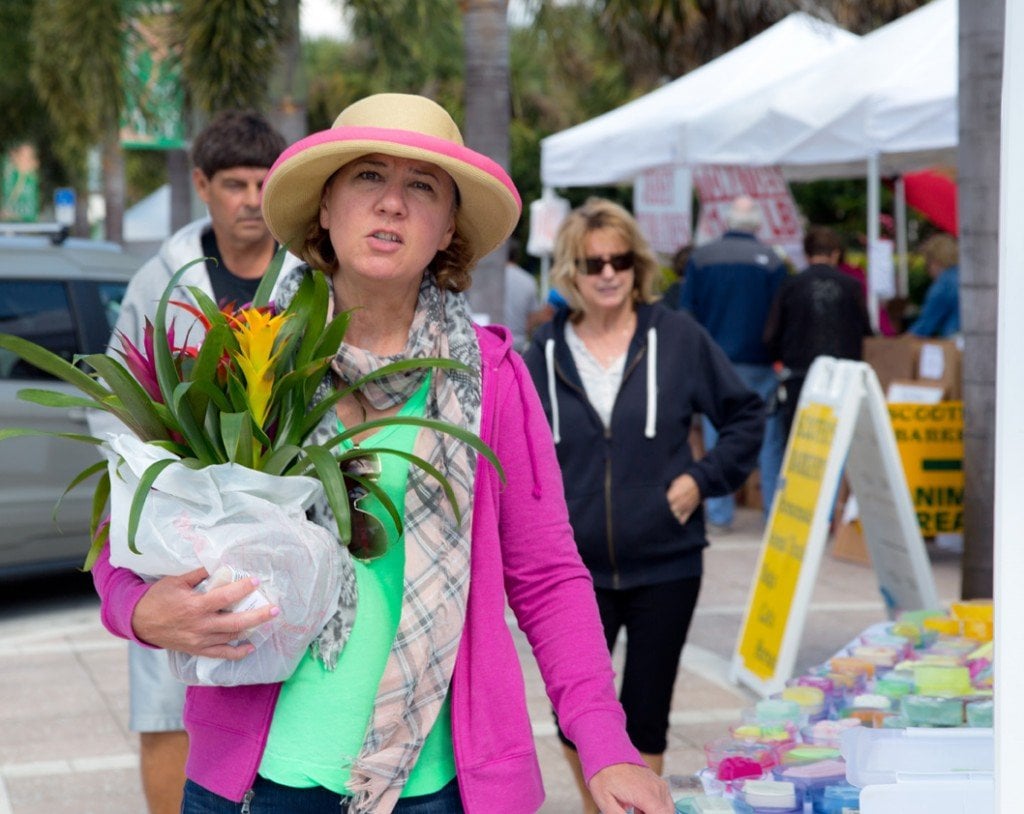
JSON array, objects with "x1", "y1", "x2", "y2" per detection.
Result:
[
  {"x1": 682, "y1": 0, "x2": 957, "y2": 180},
  {"x1": 540, "y1": 12, "x2": 859, "y2": 188}
]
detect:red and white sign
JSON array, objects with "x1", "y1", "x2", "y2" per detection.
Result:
[
  {"x1": 693, "y1": 165, "x2": 805, "y2": 269},
  {"x1": 634, "y1": 165, "x2": 692, "y2": 253}
]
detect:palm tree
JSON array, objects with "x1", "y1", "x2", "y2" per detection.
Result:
[
  {"x1": 462, "y1": 0, "x2": 511, "y2": 322},
  {"x1": 27, "y1": 0, "x2": 296, "y2": 241},
  {"x1": 957, "y1": 0, "x2": 1002, "y2": 599}
]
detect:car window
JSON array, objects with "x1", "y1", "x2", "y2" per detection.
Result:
[
  {"x1": 97, "y1": 281, "x2": 128, "y2": 333},
  {"x1": 0, "y1": 280, "x2": 75, "y2": 380}
]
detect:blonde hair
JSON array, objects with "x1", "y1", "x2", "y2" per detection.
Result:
[
  {"x1": 919, "y1": 233, "x2": 959, "y2": 271},
  {"x1": 549, "y1": 197, "x2": 660, "y2": 318}
]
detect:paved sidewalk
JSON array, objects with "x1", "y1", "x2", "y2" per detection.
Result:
[{"x1": 0, "y1": 507, "x2": 963, "y2": 813}]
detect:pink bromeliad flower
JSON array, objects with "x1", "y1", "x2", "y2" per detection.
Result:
[{"x1": 113, "y1": 318, "x2": 199, "y2": 403}]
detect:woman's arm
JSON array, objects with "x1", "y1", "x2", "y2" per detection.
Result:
[
  {"x1": 493, "y1": 353, "x2": 643, "y2": 777},
  {"x1": 92, "y1": 543, "x2": 279, "y2": 659}
]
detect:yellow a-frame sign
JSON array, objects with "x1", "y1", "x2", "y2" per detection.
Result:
[{"x1": 732, "y1": 357, "x2": 940, "y2": 697}]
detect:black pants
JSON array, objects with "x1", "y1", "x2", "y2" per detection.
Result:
[{"x1": 557, "y1": 574, "x2": 702, "y2": 755}]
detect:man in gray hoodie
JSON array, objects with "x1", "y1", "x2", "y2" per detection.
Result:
[{"x1": 94, "y1": 110, "x2": 300, "y2": 814}]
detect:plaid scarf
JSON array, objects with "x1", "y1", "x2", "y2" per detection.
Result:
[{"x1": 280, "y1": 267, "x2": 480, "y2": 813}]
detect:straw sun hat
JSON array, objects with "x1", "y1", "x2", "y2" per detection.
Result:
[{"x1": 261, "y1": 93, "x2": 522, "y2": 266}]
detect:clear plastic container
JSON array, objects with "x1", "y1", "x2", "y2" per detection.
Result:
[
  {"x1": 772, "y1": 757, "x2": 846, "y2": 799},
  {"x1": 733, "y1": 779, "x2": 802, "y2": 812},
  {"x1": 813, "y1": 781, "x2": 860, "y2": 813},
  {"x1": 704, "y1": 737, "x2": 779, "y2": 772},
  {"x1": 801, "y1": 718, "x2": 862, "y2": 748}
]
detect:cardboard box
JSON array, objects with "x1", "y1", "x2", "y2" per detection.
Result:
[
  {"x1": 915, "y1": 338, "x2": 962, "y2": 400},
  {"x1": 862, "y1": 335, "x2": 962, "y2": 400},
  {"x1": 831, "y1": 518, "x2": 871, "y2": 566}
]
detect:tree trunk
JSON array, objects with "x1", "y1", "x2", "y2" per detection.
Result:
[
  {"x1": 462, "y1": 0, "x2": 510, "y2": 325},
  {"x1": 268, "y1": 0, "x2": 307, "y2": 144},
  {"x1": 958, "y1": 0, "x2": 1003, "y2": 599},
  {"x1": 102, "y1": 130, "x2": 125, "y2": 244},
  {"x1": 167, "y1": 148, "x2": 192, "y2": 232}
]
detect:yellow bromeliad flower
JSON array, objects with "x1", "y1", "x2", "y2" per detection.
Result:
[{"x1": 231, "y1": 307, "x2": 291, "y2": 430}]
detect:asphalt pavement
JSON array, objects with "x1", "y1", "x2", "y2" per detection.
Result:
[{"x1": 0, "y1": 507, "x2": 964, "y2": 813}]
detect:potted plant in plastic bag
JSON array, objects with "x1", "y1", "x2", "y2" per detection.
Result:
[{"x1": 0, "y1": 250, "x2": 500, "y2": 685}]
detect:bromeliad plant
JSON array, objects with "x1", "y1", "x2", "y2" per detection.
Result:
[{"x1": 0, "y1": 250, "x2": 500, "y2": 569}]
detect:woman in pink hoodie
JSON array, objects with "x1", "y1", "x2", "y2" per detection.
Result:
[{"x1": 93, "y1": 93, "x2": 672, "y2": 814}]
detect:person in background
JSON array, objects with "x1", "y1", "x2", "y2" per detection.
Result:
[
  {"x1": 503, "y1": 237, "x2": 547, "y2": 353},
  {"x1": 92, "y1": 94, "x2": 672, "y2": 814},
  {"x1": 87, "y1": 110, "x2": 295, "y2": 814},
  {"x1": 525, "y1": 197, "x2": 762, "y2": 814},
  {"x1": 660, "y1": 243, "x2": 692, "y2": 310},
  {"x1": 908, "y1": 232, "x2": 960, "y2": 338},
  {"x1": 763, "y1": 225, "x2": 874, "y2": 441},
  {"x1": 680, "y1": 195, "x2": 786, "y2": 528},
  {"x1": 836, "y1": 247, "x2": 895, "y2": 336}
]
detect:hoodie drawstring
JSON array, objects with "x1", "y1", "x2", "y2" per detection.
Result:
[
  {"x1": 644, "y1": 327, "x2": 657, "y2": 438},
  {"x1": 544, "y1": 338, "x2": 561, "y2": 444}
]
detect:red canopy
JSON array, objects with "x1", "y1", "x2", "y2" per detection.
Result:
[{"x1": 902, "y1": 167, "x2": 958, "y2": 236}]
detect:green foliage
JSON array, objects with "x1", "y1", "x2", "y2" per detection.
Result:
[
  {"x1": 29, "y1": 0, "x2": 126, "y2": 186},
  {"x1": 178, "y1": 0, "x2": 290, "y2": 113}
]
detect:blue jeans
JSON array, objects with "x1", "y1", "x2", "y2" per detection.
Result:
[
  {"x1": 182, "y1": 776, "x2": 464, "y2": 814},
  {"x1": 703, "y1": 363, "x2": 783, "y2": 526}
]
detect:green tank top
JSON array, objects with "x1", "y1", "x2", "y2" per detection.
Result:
[{"x1": 259, "y1": 374, "x2": 455, "y2": 796}]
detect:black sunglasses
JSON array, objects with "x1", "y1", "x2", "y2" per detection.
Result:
[
  {"x1": 341, "y1": 453, "x2": 388, "y2": 560},
  {"x1": 576, "y1": 251, "x2": 636, "y2": 275}
]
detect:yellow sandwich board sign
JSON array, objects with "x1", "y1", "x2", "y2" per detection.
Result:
[
  {"x1": 732, "y1": 358, "x2": 939, "y2": 696},
  {"x1": 889, "y1": 402, "x2": 964, "y2": 536}
]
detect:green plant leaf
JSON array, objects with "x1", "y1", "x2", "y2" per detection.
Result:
[
  {"x1": 83, "y1": 354, "x2": 172, "y2": 440},
  {"x1": 219, "y1": 411, "x2": 255, "y2": 467},
  {"x1": 302, "y1": 445, "x2": 352, "y2": 547},
  {"x1": 252, "y1": 245, "x2": 289, "y2": 308},
  {"x1": 15, "y1": 388, "x2": 108, "y2": 411},
  {"x1": 344, "y1": 446, "x2": 460, "y2": 525},
  {"x1": 0, "y1": 333, "x2": 112, "y2": 400},
  {"x1": 85, "y1": 467, "x2": 112, "y2": 569},
  {"x1": 261, "y1": 443, "x2": 303, "y2": 476},
  {"x1": 311, "y1": 311, "x2": 351, "y2": 362},
  {"x1": 54, "y1": 458, "x2": 107, "y2": 525},
  {"x1": 152, "y1": 258, "x2": 207, "y2": 425},
  {"x1": 0, "y1": 427, "x2": 100, "y2": 445},
  {"x1": 127, "y1": 457, "x2": 179, "y2": 554},
  {"x1": 84, "y1": 516, "x2": 110, "y2": 573}
]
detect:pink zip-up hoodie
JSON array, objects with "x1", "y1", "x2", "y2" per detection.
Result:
[{"x1": 92, "y1": 324, "x2": 643, "y2": 812}]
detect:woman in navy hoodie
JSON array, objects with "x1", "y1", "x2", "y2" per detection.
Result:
[{"x1": 525, "y1": 198, "x2": 763, "y2": 813}]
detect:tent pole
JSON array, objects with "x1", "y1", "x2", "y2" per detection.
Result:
[
  {"x1": 894, "y1": 176, "x2": 909, "y2": 298},
  {"x1": 867, "y1": 153, "x2": 881, "y2": 334},
  {"x1": 539, "y1": 186, "x2": 555, "y2": 300}
]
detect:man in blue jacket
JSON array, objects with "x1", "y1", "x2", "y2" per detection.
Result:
[{"x1": 680, "y1": 196, "x2": 787, "y2": 528}]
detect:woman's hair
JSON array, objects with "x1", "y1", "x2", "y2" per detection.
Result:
[
  {"x1": 919, "y1": 232, "x2": 959, "y2": 271},
  {"x1": 296, "y1": 166, "x2": 475, "y2": 292},
  {"x1": 550, "y1": 197, "x2": 660, "y2": 317}
]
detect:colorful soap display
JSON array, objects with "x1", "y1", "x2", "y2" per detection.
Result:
[{"x1": 673, "y1": 603, "x2": 994, "y2": 813}]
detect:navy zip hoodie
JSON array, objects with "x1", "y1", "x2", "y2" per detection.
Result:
[{"x1": 524, "y1": 302, "x2": 764, "y2": 590}]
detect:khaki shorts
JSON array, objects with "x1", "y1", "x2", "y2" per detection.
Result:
[{"x1": 128, "y1": 641, "x2": 186, "y2": 732}]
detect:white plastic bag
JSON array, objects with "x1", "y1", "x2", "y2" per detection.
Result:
[{"x1": 102, "y1": 433, "x2": 342, "y2": 686}]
